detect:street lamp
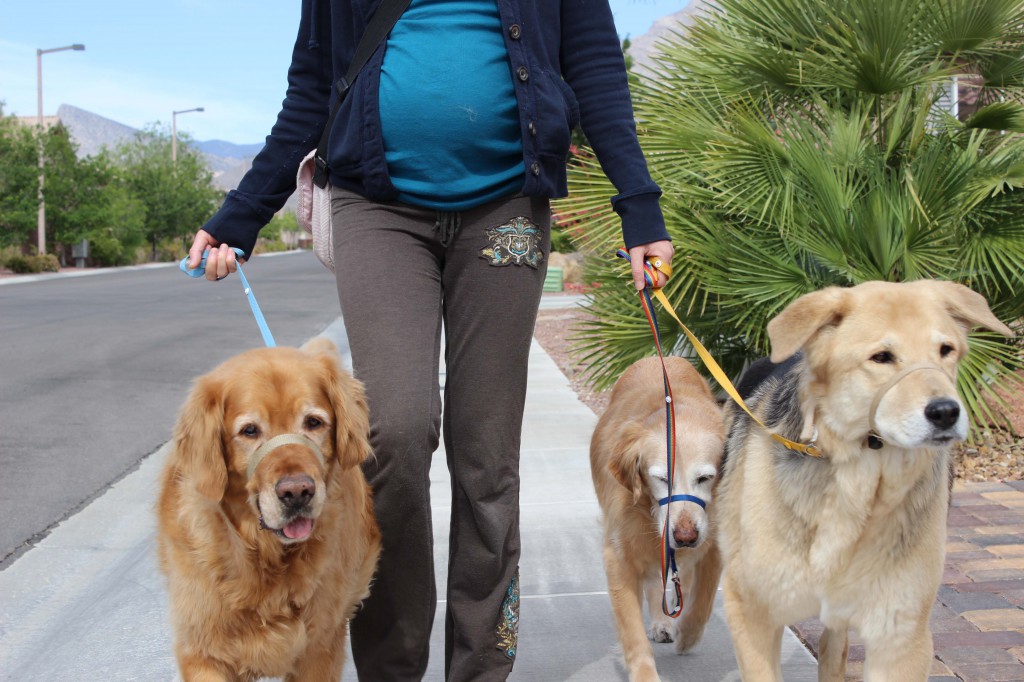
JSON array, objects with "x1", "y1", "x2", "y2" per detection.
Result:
[
  {"x1": 172, "y1": 107, "x2": 204, "y2": 163},
  {"x1": 36, "y1": 43, "x2": 85, "y2": 255}
]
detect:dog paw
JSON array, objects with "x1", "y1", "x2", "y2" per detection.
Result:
[
  {"x1": 634, "y1": 671, "x2": 662, "y2": 682},
  {"x1": 628, "y1": 662, "x2": 662, "y2": 682},
  {"x1": 674, "y1": 621, "x2": 706, "y2": 653},
  {"x1": 647, "y1": 621, "x2": 674, "y2": 643}
]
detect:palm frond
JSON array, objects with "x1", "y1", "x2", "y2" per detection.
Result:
[
  {"x1": 562, "y1": 0, "x2": 1024, "y2": 427},
  {"x1": 963, "y1": 101, "x2": 1024, "y2": 133}
]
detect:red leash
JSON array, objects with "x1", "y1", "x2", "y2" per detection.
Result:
[{"x1": 616, "y1": 249, "x2": 690, "y2": 618}]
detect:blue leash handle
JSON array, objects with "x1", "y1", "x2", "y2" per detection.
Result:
[{"x1": 179, "y1": 248, "x2": 277, "y2": 348}]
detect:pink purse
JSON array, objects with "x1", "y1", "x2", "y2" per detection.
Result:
[{"x1": 296, "y1": 149, "x2": 335, "y2": 271}]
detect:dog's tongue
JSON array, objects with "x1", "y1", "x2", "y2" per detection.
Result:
[{"x1": 283, "y1": 517, "x2": 313, "y2": 540}]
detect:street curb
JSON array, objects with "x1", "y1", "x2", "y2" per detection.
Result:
[{"x1": 0, "y1": 249, "x2": 306, "y2": 286}]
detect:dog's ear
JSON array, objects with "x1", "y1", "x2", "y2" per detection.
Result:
[
  {"x1": 608, "y1": 421, "x2": 649, "y2": 505},
  {"x1": 767, "y1": 287, "x2": 848, "y2": 362},
  {"x1": 301, "y1": 335, "x2": 340, "y2": 356},
  {"x1": 928, "y1": 280, "x2": 1014, "y2": 338},
  {"x1": 309, "y1": 345, "x2": 372, "y2": 471},
  {"x1": 173, "y1": 375, "x2": 228, "y2": 501}
]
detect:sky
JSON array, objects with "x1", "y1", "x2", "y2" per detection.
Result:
[{"x1": 0, "y1": 0, "x2": 689, "y2": 146}]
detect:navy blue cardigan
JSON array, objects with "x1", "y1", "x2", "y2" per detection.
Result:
[{"x1": 201, "y1": 0, "x2": 669, "y2": 257}]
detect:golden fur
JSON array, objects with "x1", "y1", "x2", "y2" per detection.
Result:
[
  {"x1": 590, "y1": 356, "x2": 725, "y2": 682},
  {"x1": 717, "y1": 280, "x2": 1014, "y2": 681},
  {"x1": 157, "y1": 338, "x2": 381, "y2": 682}
]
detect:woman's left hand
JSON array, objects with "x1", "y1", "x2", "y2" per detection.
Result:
[{"x1": 627, "y1": 240, "x2": 674, "y2": 291}]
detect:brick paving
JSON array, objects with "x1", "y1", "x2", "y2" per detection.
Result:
[{"x1": 791, "y1": 481, "x2": 1024, "y2": 681}]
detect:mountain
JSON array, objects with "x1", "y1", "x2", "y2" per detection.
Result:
[
  {"x1": 195, "y1": 139, "x2": 265, "y2": 159},
  {"x1": 628, "y1": 0, "x2": 712, "y2": 74},
  {"x1": 46, "y1": 104, "x2": 263, "y2": 195},
  {"x1": 53, "y1": 105, "x2": 138, "y2": 158}
]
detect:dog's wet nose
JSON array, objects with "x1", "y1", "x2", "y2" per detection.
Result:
[
  {"x1": 276, "y1": 475, "x2": 315, "y2": 509},
  {"x1": 925, "y1": 398, "x2": 960, "y2": 429},
  {"x1": 672, "y1": 521, "x2": 699, "y2": 548}
]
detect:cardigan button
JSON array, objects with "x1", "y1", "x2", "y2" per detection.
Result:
[
  {"x1": 530, "y1": 162, "x2": 541, "y2": 176},
  {"x1": 509, "y1": 24, "x2": 522, "y2": 40},
  {"x1": 517, "y1": 66, "x2": 529, "y2": 82},
  {"x1": 528, "y1": 121, "x2": 537, "y2": 136}
]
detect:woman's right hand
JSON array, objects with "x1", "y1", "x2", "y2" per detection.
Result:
[{"x1": 187, "y1": 230, "x2": 241, "y2": 281}]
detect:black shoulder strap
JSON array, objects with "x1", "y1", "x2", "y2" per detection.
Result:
[{"x1": 313, "y1": 0, "x2": 412, "y2": 186}]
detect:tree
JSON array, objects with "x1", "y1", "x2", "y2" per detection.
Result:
[
  {"x1": 114, "y1": 126, "x2": 221, "y2": 260},
  {"x1": 41, "y1": 127, "x2": 146, "y2": 263},
  {"x1": 0, "y1": 107, "x2": 148, "y2": 261},
  {"x1": 560, "y1": 0, "x2": 1024, "y2": 429},
  {"x1": 0, "y1": 105, "x2": 42, "y2": 249}
]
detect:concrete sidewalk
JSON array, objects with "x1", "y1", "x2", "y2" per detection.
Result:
[{"x1": 0, "y1": 309, "x2": 818, "y2": 681}]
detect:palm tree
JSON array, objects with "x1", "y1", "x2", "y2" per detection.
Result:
[{"x1": 559, "y1": 0, "x2": 1024, "y2": 429}]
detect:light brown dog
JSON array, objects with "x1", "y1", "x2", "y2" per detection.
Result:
[
  {"x1": 157, "y1": 338, "x2": 381, "y2": 682},
  {"x1": 717, "y1": 280, "x2": 1014, "y2": 681},
  {"x1": 591, "y1": 356, "x2": 725, "y2": 682}
]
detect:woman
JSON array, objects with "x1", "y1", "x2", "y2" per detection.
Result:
[{"x1": 187, "y1": 1, "x2": 672, "y2": 679}]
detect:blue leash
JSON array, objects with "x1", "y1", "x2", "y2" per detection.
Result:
[{"x1": 179, "y1": 248, "x2": 277, "y2": 348}]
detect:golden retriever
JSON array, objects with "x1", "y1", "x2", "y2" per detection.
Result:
[
  {"x1": 590, "y1": 356, "x2": 725, "y2": 682},
  {"x1": 717, "y1": 280, "x2": 1014, "y2": 681},
  {"x1": 157, "y1": 338, "x2": 381, "y2": 681}
]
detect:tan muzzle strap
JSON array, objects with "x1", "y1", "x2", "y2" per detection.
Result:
[
  {"x1": 247, "y1": 433, "x2": 325, "y2": 480},
  {"x1": 867, "y1": 363, "x2": 948, "y2": 447}
]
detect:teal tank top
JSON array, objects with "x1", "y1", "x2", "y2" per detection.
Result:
[{"x1": 379, "y1": 0, "x2": 525, "y2": 210}]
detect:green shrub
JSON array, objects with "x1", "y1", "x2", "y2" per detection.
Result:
[
  {"x1": 152, "y1": 239, "x2": 188, "y2": 263},
  {"x1": 255, "y1": 239, "x2": 291, "y2": 254},
  {"x1": 550, "y1": 228, "x2": 575, "y2": 254},
  {"x1": 86, "y1": 233, "x2": 127, "y2": 267},
  {"x1": 0, "y1": 246, "x2": 22, "y2": 266},
  {"x1": 5, "y1": 253, "x2": 60, "y2": 274},
  {"x1": 263, "y1": 211, "x2": 298, "y2": 240}
]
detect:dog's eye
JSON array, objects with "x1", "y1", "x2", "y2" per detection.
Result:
[
  {"x1": 240, "y1": 424, "x2": 260, "y2": 438},
  {"x1": 940, "y1": 343, "x2": 955, "y2": 358},
  {"x1": 870, "y1": 350, "x2": 895, "y2": 364},
  {"x1": 304, "y1": 416, "x2": 324, "y2": 430},
  {"x1": 696, "y1": 474, "x2": 714, "y2": 485}
]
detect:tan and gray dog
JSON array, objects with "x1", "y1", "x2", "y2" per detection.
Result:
[
  {"x1": 591, "y1": 356, "x2": 725, "y2": 682},
  {"x1": 717, "y1": 280, "x2": 1013, "y2": 681}
]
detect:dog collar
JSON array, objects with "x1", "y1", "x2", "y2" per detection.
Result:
[
  {"x1": 658, "y1": 493, "x2": 706, "y2": 510},
  {"x1": 247, "y1": 434, "x2": 324, "y2": 480},
  {"x1": 866, "y1": 363, "x2": 947, "y2": 451}
]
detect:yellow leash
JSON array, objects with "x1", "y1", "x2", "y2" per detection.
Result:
[{"x1": 620, "y1": 251, "x2": 822, "y2": 458}]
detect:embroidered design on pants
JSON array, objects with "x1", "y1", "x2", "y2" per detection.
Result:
[
  {"x1": 496, "y1": 568, "x2": 520, "y2": 659},
  {"x1": 481, "y1": 216, "x2": 544, "y2": 268}
]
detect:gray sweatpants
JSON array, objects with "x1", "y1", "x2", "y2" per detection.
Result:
[{"x1": 331, "y1": 188, "x2": 550, "y2": 681}]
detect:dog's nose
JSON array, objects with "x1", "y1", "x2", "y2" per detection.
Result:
[
  {"x1": 925, "y1": 398, "x2": 960, "y2": 429},
  {"x1": 276, "y1": 475, "x2": 315, "y2": 509},
  {"x1": 672, "y1": 522, "x2": 699, "y2": 548}
]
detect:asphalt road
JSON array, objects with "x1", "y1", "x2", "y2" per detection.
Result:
[{"x1": 0, "y1": 251, "x2": 342, "y2": 566}]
